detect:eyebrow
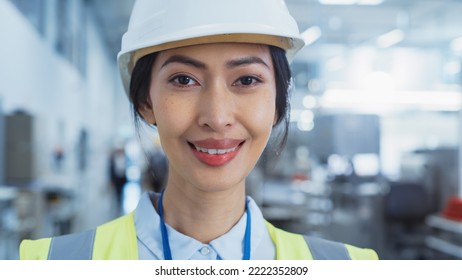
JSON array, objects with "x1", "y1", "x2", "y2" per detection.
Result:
[
  {"x1": 161, "y1": 54, "x2": 270, "y2": 70},
  {"x1": 161, "y1": 55, "x2": 207, "y2": 69},
  {"x1": 226, "y1": 56, "x2": 270, "y2": 69}
]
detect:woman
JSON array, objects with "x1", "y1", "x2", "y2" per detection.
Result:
[{"x1": 20, "y1": 0, "x2": 378, "y2": 260}]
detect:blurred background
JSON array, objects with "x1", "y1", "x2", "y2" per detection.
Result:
[{"x1": 1, "y1": 0, "x2": 462, "y2": 260}]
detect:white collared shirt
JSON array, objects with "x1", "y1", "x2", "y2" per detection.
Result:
[{"x1": 134, "y1": 192, "x2": 275, "y2": 260}]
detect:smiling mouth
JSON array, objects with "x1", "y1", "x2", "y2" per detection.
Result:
[
  {"x1": 187, "y1": 140, "x2": 245, "y2": 166},
  {"x1": 192, "y1": 145, "x2": 240, "y2": 155},
  {"x1": 188, "y1": 141, "x2": 245, "y2": 154}
]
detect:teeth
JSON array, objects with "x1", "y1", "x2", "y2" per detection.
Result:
[{"x1": 195, "y1": 145, "x2": 238, "y2": 155}]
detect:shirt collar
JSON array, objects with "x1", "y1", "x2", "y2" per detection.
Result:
[
  {"x1": 134, "y1": 191, "x2": 266, "y2": 260},
  {"x1": 210, "y1": 197, "x2": 265, "y2": 260}
]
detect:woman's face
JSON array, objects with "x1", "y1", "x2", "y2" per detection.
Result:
[{"x1": 143, "y1": 43, "x2": 276, "y2": 193}]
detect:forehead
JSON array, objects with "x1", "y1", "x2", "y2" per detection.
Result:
[{"x1": 155, "y1": 43, "x2": 272, "y2": 65}]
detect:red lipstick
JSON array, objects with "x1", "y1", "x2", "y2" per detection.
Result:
[{"x1": 189, "y1": 138, "x2": 244, "y2": 167}]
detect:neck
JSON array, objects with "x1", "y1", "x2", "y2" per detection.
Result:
[{"x1": 158, "y1": 185, "x2": 246, "y2": 244}]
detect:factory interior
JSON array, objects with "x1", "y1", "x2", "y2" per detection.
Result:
[{"x1": 1, "y1": 0, "x2": 462, "y2": 260}]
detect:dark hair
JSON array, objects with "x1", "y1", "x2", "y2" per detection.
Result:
[
  {"x1": 268, "y1": 45, "x2": 292, "y2": 152},
  {"x1": 129, "y1": 45, "x2": 292, "y2": 152}
]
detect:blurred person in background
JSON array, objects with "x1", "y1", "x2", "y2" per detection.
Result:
[
  {"x1": 19, "y1": 0, "x2": 378, "y2": 260},
  {"x1": 109, "y1": 145, "x2": 127, "y2": 213},
  {"x1": 142, "y1": 136, "x2": 168, "y2": 193}
]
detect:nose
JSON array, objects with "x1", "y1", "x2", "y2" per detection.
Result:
[{"x1": 197, "y1": 81, "x2": 236, "y2": 132}]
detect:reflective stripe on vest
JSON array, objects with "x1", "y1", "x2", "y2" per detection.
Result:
[
  {"x1": 45, "y1": 226, "x2": 350, "y2": 260},
  {"x1": 48, "y1": 229, "x2": 96, "y2": 260},
  {"x1": 303, "y1": 236, "x2": 350, "y2": 260}
]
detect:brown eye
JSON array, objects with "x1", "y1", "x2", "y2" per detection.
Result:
[
  {"x1": 235, "y1": 76, "x2": 262, "y2": 87},
  {"x1": 170, "y1": 75, "x2": 198, "y2": 87},
  {"x1": 177, "y1": 75, "x2": 192, "y2": 85},
  {"x1": 240, "y1": 77, "x2": 254, "y2": 86}
]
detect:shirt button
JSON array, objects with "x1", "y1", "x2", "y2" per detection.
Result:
[{"x1": 200, "y1": 246, "x2": 211, "y2": 255}]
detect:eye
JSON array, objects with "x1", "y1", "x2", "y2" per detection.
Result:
[
  {"x1": 170, "y1": 75, "x2": 198, "y2": 87},
  {"x1": 234, "y1": 76, "x2": 262, "y2": 87}
]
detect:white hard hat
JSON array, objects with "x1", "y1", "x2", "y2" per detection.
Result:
[{"x1": 118, "y1": 0, "x2": 305, "y2": 94}]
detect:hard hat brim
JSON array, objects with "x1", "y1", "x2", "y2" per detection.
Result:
[{"x1": 131, "y1": 34, "x2": 293, "y2": 72}]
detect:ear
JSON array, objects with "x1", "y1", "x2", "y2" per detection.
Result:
[{"x1": 139, "y1": 102, "x2": 156, "y2": 125}]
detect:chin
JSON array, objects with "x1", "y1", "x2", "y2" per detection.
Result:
[{"x1": 192, "y1": 175, "x2": 247, "y2": 193}]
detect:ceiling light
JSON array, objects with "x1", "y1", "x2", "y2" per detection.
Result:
[
  {"x1": 318, "y1": 0, "x2": 383, "y2": 5},
  {"x1": 319, "y1": 0, "x2": 356, "y2": 5},
  {"x1": 450, "y1": 36, "x2": 462, "y2": 53},
  {"x1": 320, "y1": 89, "x2": 462, "y2": 112},
  {"x1": 357, "y1": 0, "x2": 384, "y2": 5},
  {"x1": 303, "y1": 95, "x2": 318, "y2": 109},
  {"x1": 376, "y1": 29, "x2": 405, "y2": 48}
]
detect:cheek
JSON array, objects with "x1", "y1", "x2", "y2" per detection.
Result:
[
  {"x1": 240, "y1": 91, "x2": 277, "y2": 137},
  {"x1": 152, "y1": 98, "x2": 177, "y2": 130},
  {"x1": 151, "y1": 93, "x2": 194, "y2": 138},
  {"x1": 150, "y1": 88, "x2": 173, "y2": 131}
]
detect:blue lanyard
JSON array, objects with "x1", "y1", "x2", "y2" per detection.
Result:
[{"x1": 158, "y1": 191, "x2": 251, "y2": 260}]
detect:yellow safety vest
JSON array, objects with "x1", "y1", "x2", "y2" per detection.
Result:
[{"x1": 20, "y1": 212, "x2": 378, "y2": 260}]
